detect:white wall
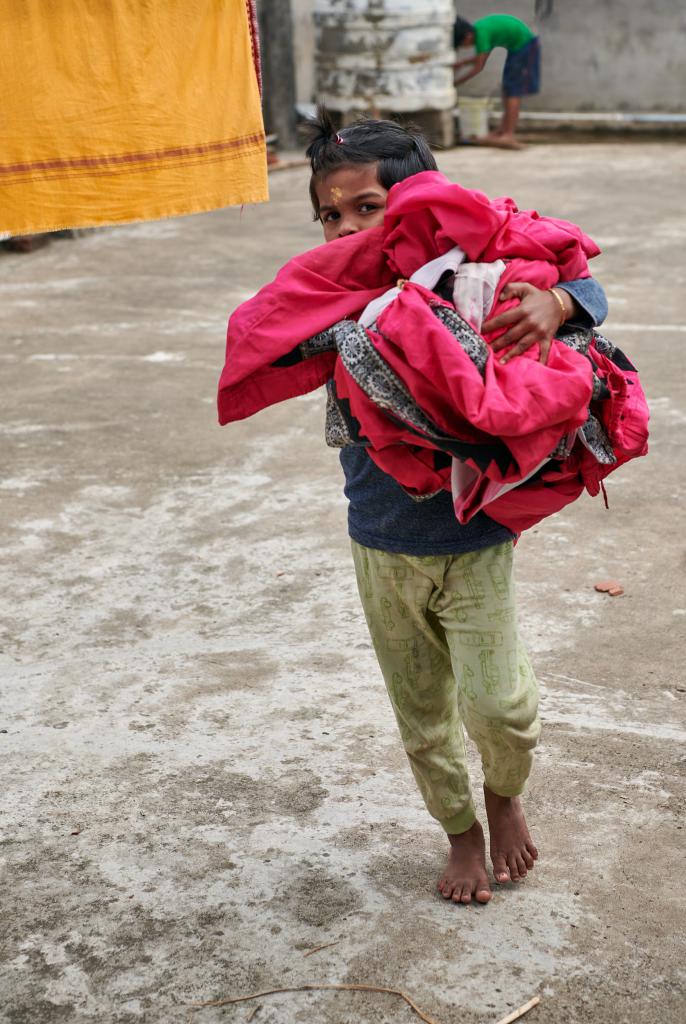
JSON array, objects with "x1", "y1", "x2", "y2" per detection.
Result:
[
  {"x1": 292, "y1": 0, "x2": 317, "y2": 108},
  {"x1": 291, "y1": 0, "x2": 686, "y2": 113}
]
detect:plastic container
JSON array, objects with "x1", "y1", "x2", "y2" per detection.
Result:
[
  {"x1": 313, "y1": 0, "x2": 456, "y2": 115},
  {"x1": 457, "y1": 96, "x2": 490, "y2": 139}
]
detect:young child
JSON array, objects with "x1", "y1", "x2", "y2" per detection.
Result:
[
  {"x1": 301, "y1": 110, "x2": 608, "y2": 904},
  {"x1": 453, "y1": 13, "x2": 541, "y2": 149}
]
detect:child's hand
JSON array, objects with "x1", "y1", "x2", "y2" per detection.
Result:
[{"x1": 483, "y1": 282, "x2": 574, "y2": 365}]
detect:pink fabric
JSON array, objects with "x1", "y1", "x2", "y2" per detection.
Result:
[
  {"x1": 217, "y1": 171, "x2": 648, "y2": 533},
  {"x1": 331, "y1": 281, "x2": 593, "y2": 504},
  {"x1": 218, "y1": 171, "x2": 598, "y2": 423},
  {"x1": 473, "y1": 343, "x2": 649, "y2": 532}
]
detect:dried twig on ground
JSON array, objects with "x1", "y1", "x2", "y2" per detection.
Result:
[
  {"x1": 494, "y1": 994, "x2": 541, "y2": 1024},
  {"x1": 191, "y1": 983, "x2": 442, "y2": 1024},
  {"x1": 192, "y1": 982, "x2": 541, "y2": 1024},
  {"x1": 303, "y1": 940, "x2": 340, "y2": 958}
]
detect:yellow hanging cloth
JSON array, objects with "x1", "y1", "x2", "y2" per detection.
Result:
[{"x1": 0, "y1": 0, "x2": 268, "y2": 234}]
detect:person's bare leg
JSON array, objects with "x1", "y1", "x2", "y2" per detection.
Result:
[
  {"x1": 483, "y1": 94, "x2": 523, "y2": 148},
  {"x1": 484, "y1": 94, "x2": 506, "y2": 141},
  {"x1": 484, "y1": 784, "x2": 538, "y2": 883},
  {"x1": 497, "y1": 95, "x2": 524, "y2": 148},
  {"x1": 437, "y1": 819, "x2": 492, "y2": 904}
]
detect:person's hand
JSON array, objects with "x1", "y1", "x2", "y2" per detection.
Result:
[{"x1": 483, "y1": 281, "x2": 575, "y2": 365}]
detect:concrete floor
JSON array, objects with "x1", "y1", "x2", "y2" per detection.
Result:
[{"x1": 1, "y1": 142, "x2": 685, "y2": 1024}]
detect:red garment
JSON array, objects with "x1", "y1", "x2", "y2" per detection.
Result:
[
  {"x1": 218, "y1": 171, "x2": 597, "y2": 423},
  {"x1": 218, "y1": 171, "x2": 648, "y2": 533},
  {"x1": 343, "y1": 282, "x2": 592, "y2": 480},
  {"x1": 461, "y1": 340, "x2": 649, "y2": 532}
]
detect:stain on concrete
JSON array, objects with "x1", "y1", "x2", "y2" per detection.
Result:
[{"x1": 278, "y1": 869, "x2": 362, "y2": 928}]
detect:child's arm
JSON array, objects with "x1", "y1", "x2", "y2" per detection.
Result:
[
  {"x1": 484, "y1": 279, "x2": 607, "y2": 365},
  {"x1": 454, "y1": 52, "x2": 489, "y2": 85}
]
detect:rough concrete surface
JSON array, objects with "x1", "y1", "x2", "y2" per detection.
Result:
[{"x1": 1, "y1": 142, "x2": 685, "y2": 1024}]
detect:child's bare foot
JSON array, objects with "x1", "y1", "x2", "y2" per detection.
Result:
[
  {"x1": 484, "y1": 784, "x2": 538, "y2": 883},
  {"x1": 437, "y1": 820, "x2": 492, "y2": 904}
]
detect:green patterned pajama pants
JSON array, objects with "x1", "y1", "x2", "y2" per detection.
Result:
[{"x1": 351, "y1": 539, "x2": 540, "y2": 835}]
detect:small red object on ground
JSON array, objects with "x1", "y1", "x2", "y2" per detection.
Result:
[{"x1": 594, "y1": 580, "x2": 624, "y2": 596}]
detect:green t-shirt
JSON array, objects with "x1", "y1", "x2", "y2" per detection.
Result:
[{"x1": 473, "y1": 14, "x2": 535, "y2": 54}]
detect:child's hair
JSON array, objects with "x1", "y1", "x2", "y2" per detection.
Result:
[
  {"x1": 453, "y1": 16, "x2": 475, "y2": 48},
  {"x1": 303, "y1": 105, "x2": 438, "y2": 220}
]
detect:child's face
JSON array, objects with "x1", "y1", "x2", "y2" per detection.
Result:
[{"x1": 315, "y1": 165, "x2": 388, "y2": 243}]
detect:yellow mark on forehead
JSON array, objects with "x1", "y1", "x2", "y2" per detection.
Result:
[{"x1": 330, "y1": 186, "x2": 343, "y2": 205}]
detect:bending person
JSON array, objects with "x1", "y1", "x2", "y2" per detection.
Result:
[{"x1": 453, "y1": 13, "x2": 541, "y2": 149}]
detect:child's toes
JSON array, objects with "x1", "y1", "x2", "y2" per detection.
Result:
[
  {"x1": 492, "y1": 853, "x2": 510, "y2": 883},
  {"x1": 507, "y1": 852, "x2": 521, "y2": 881},
  {"x1": 475, "y1": 881, "x2": 492, "y2": 904},
  {"x1": 450, "y1": 884, "x2": 467, "y2": 904}
]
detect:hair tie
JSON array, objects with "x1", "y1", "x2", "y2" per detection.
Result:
[{"x1": 335, "y1": 133, "x2": 344, "y2": 145}]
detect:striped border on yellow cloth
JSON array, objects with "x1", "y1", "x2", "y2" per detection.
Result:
[{"x1": 0, "y1": 0, "x2": 268, "y2": 234}]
